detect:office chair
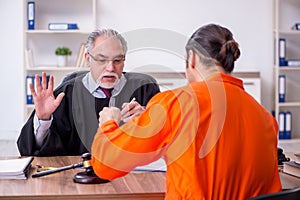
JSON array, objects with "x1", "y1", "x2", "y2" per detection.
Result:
[{"x1": 248, "y1": 187, "x2": 300, "y2": 200}]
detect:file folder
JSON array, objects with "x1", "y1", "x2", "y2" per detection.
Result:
[
  {"x1": 278, "y1": 112, "x2": 285, "y2": 139},
  {"x1": 285, "y1": 111, "x2": 292, "y2": 139},
  {"x1": 48, "y1": 23, "x2": 78, "y2": 30},
  {"x1": 27, "y1": 2, "x2": 35, "y2": 30},
  {"x1": 26, "y1": 76, "x2": 34, "y2": 104},
  {"x1": 278, "y1": 74, "x2": 286, "y2": 102},
  {"x1": 279, "y1": 38, "x2": 287, "y2": 66}
]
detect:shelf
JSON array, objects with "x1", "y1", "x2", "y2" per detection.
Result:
[
  {"x1": 273, "y1": 30, "x2": 300, "y2": 35},
  {"x1": 23, "y1": 0, "x2": 96, "y2": 121},
  {"x1": 277, "y1": 66, "x2": 300, "y2": 70},
  {"x1": 278, "y1": 102, "x2": 300, "y2": 107},
  {"x1": 25, "y1": 30, "x2": 91, "y2": 34},
  {"x1": 26, "y1": 66, "x2": 85, "y2": 71},
  {"x1": 274, "y1": 0, "x2": 300, "y2": 139}
]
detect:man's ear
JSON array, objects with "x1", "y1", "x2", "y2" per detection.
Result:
[
  {"x1": 187, "y1": 50, "x2": 196, "y2": 69},
  {"x1": 85, "y1": 52, "x2": 91, "y2": 67}
]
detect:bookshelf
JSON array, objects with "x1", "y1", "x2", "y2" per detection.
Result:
[
  {"x1": 23, "y1": 0, "x2": 96, "y2": 120},
  {"x1": 274, "y1": 0, "x2": 300, "y2": 139}
]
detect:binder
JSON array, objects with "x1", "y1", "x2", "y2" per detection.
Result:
[
  {"x1": 48, "y1": 23, "x2": 78, "y2": 30},
  {"x1": 279, "y1": 38, "x2": 287, "y2": 66},
  {"x1": 285, "y1": 111, "x2": 292, "y2": 139},
  {"x1": 278, "y1": 112, "x2": 285, "y2": 139},
  {"x1": 291, "y1": 23, "x2": 300, "y2": 30},
  {"x1": 27, "y1": 2, "x2": 35, "y2": 30},
  {"x1": 287, "y1": 59, "x2": 300, "y2": 66},
  {"x1": 278, "y1": 74, "x2": 286, "y2": 102},
  {"x1": 26, "y1": 76, "x2": 34, "y2": 104}
]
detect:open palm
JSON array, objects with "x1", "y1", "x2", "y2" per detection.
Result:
[{"x1": 30, "y1": 72, "x2": 65, "y2": 120}]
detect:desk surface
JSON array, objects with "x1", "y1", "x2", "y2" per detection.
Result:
[
  {"x1": 0, "y1": 156, "x2": 166, "y2": 200},
  {"x1": 0, "y1": 156, "x2": 300, "y2": 200}
]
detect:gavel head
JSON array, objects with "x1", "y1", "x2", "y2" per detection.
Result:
[
  {"x1": 73, "y1": 152, "x2": 110, "y2": 184},
  {"x1": 81, "y1": 152, "x2": 93, "y2": 174}
]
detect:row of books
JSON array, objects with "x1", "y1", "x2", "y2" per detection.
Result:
[
  {"x1": 278, "y1": 38, "x2": 300, "y2": 67},
  {"x1": 283, "y1": 153, "x2": 300, "y2": 178},
  {"x1": 27, "y1": 2, "x2": 78, "y2": 30},
  {"x1": 278, "y1": 111, "x2": 292, "y2": 139}
]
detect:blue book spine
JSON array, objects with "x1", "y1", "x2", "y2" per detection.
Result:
[
  {"x1": 26, "y1": 76, "x2": 34, "y2": 104},
  {"x1": 278, "y1": 74, "x2": 286, "y2": 103},
  {"x1": 285, "y1": 111, "x2": 292, "y2": 139},
  {"x1": 278, "y1": 112, "x2": 285, "y2": 139},
  {"x1": 27, "y1": 2, "x2": 35, "y2": 30},
  {"x1": 279, "y1": 38, "x2": 287, "y2": 66}
]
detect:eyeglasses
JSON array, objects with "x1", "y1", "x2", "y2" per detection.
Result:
[{"x1": 88, "y1": 52, "x2": 125, "y2": 66}]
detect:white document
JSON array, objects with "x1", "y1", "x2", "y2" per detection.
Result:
[
  {"x1": 0, "y1": 157, "x2": 33, "y2": 179},
  {"x1": 133, "y1": 158, "x2": 167, "y2": 172}
]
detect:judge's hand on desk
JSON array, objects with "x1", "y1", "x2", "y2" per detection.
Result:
[{"x1": 30, "y1": 72, "x2": 65, "y2": 120}]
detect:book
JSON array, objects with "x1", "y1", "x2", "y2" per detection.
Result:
[
  {"x1": 278, "y1": 111, "x2": 285, "y2": 139},
  {"x1": 24, "y1": 49, "x2": 35, "y2": 68},
  {"x1": 26, "y1": 75, "x2": 34, "y2": 104},
  {"x1": 75, "y1": 43, "x2": 86, "y2": 68},
  {"x1": 0, "y1": 157, "x2": 34, "y2": 179},
  {"x1": 291, "y1": 23, "x2": 300, "y2": 30},
  {"x1": 283, "y1": 161, "x2": 300, "y2": 178},
  {"x1": 285, "y1": 111, "x2": 292, "y2": 139},
  {"x1": 48, "y1": 23, "x2": 78, "y2": 30},
  {"x1": 287, "y1": 60, "x2": 300, "y2": 66},
  {"x1": 279, "y1": 38, "x2": 287, "y2": 66},
  {"x1": 278, "y1": 74, "x2": 286, "y2": 103},
  {"x1": 27, "y1": 2, "x2": 35, "y2": 30}
]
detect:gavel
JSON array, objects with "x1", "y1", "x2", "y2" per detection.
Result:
[{"x1": 32, "y1": 153, "x2": 109, "y2": 184}]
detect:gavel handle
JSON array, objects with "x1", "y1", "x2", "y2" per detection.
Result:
[{"x1": 32, "y1": 163, "x2": 83, "y2": 178}]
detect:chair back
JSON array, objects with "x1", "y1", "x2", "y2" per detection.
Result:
[{"x1": 248, "y1": 187, "x2": 300, "y2": 200}]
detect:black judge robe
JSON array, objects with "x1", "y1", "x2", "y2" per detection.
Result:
[{"x1": 17, "y1": 72, "x2": 160, "y2": 156}]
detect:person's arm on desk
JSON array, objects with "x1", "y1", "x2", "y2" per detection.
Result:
[{"x1": 91, "y1": 92, "x2": 180, "y2": 180}]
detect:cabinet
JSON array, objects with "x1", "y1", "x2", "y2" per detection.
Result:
[
  {"x1": 23, "y1": 0, "x2": 96, "y2": 120},
  {"x1": 146, "y1": 72, "x2": 261, "y2": 103},
  {"x1": 274, "y1": 0, "x2": 300, "y2": 139}
]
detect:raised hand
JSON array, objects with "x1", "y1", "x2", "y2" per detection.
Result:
[{"x1": 30, "y1": 72, "x2": 65, "y2": 120}]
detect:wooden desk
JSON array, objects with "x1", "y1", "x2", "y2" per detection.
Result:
[
  {"x1": 0, "y1": 156, "x2": 166, "y2": 200},
  {"x1": 0, "y1": 156, "x2": 300, "y2": 199}
]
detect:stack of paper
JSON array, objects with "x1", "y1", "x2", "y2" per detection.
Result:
[
  {"x1": 0, "y1": 157, "x2": 33, "y2": 179},
  {"x1": 283, "y1": 153, "x2": 300, "y2": 178}
]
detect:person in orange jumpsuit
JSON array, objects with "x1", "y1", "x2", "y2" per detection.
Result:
[{"x1": 91, "y1": 24, "x2": 282, "y2": 199}]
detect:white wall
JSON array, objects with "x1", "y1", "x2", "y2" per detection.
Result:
[
  {"x1": 97, "y1": 0, "x2": 274, "y2": 110},
  {"x1": 0, "y1": 0, "x2": 24, "y2": 140},
  {"x1": 0, "y1": 0, "x2": 274, "y2": 139}
]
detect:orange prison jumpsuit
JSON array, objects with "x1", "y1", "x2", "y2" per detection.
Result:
[{"x1": 92, "y1": 73, "x2": 282, "y2": 200}]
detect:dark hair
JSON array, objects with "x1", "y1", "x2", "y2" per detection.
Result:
[{"x1": 185, "y1": 24, "x2": 240, "y2": 73}]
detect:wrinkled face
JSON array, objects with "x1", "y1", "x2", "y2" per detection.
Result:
[{"x1": 87, "y1": 36, "x2": 125, "y2": 89}]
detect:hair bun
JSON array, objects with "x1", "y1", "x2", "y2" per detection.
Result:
[{"x1": 222, "y1": 40, "x2": 240, "y2": 61}]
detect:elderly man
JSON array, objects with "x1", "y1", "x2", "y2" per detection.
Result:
[{"x1": 17, "y1": 29, "x2": 160, "y2": 156}]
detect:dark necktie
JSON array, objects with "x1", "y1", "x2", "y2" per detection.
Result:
[{"x1": 99, "y1": 87, "x2": 113, "y2": 98}]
